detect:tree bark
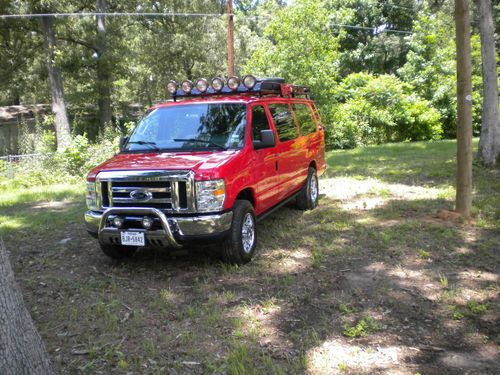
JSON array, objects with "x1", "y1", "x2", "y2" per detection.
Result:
[
  {"x1": 476, "y1": 0, "x2": 500, "y2": 167},
  {"x1": 455, "y1": 0, "x2": 473, "y2": 218},
  {"x1": 41, "y1": 16, "x2": 71, "y2": 151},
  {"x1": 0, "y1": 240, "x2": 53, "y2": 375},
  {"x1": 96, "y1": 0, "x2": 113, "y2": 133}
]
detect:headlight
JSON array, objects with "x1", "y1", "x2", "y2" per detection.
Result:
[
  {"x1": 86, "y1": 181, "x2": 97, "y2": 210},
  {"x1": 196, "y1": 179, "x2": 225, "y2": 212}
]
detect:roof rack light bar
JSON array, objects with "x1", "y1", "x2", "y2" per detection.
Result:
[{"x1": 167, "y1": 76, "x2": 310, "y2": 100}]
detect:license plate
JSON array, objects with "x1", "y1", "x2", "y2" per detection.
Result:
[{"x1": 120, "y1": 231, "x2": 145, "y2": 247}]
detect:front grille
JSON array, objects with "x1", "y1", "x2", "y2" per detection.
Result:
[
  {"x1": 110, "y1": 181, "x2": 173, "y2": 209},
  {"x1": 96, "y1": 170, "x2": 194, "y2": 213}
]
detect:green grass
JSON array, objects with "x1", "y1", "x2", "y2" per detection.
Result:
[
  {"x1": 329, "y1": 139, "x2": 460, "y2": 186},
  {"x1": 328, "y1": 138, "x2": 499, "y2": 229},
  {"x1": 0, "y1": 183, "x2": 84, "y2": 238}
]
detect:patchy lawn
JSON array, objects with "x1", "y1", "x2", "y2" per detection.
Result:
[{"x1": 1, "y1": 139, "x2": 498, "y2": 374}]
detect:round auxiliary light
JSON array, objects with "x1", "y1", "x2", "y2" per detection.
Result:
[
  {"x1": 142, "y1": 217, "x2": 154, "y2": 230},
  {"x1": 166, "y1": 80, "x2": 178, "y2": 95},
  {"x1": 195, "y1": 78, "x2": 209, "y2": 93},
  {"x1": 112, "y1": 216, "x2": 124, "y2": 228},
  {"x1": 242, "y1": 75, "x2": 257, "y2": 90},
  {"x1": 227, "y1": 76, "x2": 240, "y2": 91},
  {"x1": 211, "y1": 77, "x2": 225, "y2": 92},
  {"x1": 181, "y1": 80, "x2": 193, "y2": 94}
]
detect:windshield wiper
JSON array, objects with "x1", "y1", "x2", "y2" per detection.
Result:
[
  {"x1": 173, "y1": 138, "x2": 227, "y2": 150},
  {"x1": 126, "y1": 141, "x2": 161, "y2": 151}
]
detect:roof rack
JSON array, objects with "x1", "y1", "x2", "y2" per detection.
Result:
[{"x1": 167, "y1": 76, "x2": 310, "y2": 100}]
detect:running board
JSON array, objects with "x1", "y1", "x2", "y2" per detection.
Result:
[{"x1": 256, "y1": 191, "x2": 300, "y2": 223}]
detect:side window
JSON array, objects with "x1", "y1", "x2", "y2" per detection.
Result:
[
  {"x1": 251, "y1": 105, "x2": 271, "y2": 141},
  {"x1": 292, "y1": 103, "x2": 317, "y2": 136},
  {"x1": 268, "y1": 103, "x2": 298, "y2": 142}
]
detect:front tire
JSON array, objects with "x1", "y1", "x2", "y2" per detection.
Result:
[
  {"x1": 221, "y1": 200, "x2": 257, "y2": 265},
  {"x1": 296, "y1": 167, "x2": 319, "y2": 210},
  {"x1": 100, "y1": 243, "x2": 136, "y2": 259}
]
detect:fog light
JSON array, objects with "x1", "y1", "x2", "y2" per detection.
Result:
[
  {"x1": 243, "y1": 75, "x2": 257, "y2": 89},
  {"x1": 196, "y1": 78, "x2": 209, "y2": 93},
  {"x1": 181, "y1": 80, "x2": 193, "y2": 94},
  {"x1": 112, "y1": 216, "x2": 124, "y2": 228},
  {"x1": 142, "y1": 217, "x2": 154, "y2": 229},
  {"x1": 227, "y1": 76, "x2": 240, "y2": 90},
  {"x1": 211, "y1": 77, "x2": 224, "y2": 92},
  {"x1": 166, "y1": 80, "x2": 178, "y2": 95}
]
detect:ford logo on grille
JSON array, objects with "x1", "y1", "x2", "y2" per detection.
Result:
[{"x1": 130, "y1": 190, "x2": 153, "y2": 201}]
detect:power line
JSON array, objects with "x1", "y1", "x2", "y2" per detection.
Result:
[
  {"x1": 332, "y1": 23, "x2": 412, "y2": 35},
  {"x1": 0, "y1": 12, "x2": 413, "y2": 35},
  {"x1": 0, "y1": 12, "x2": 232, "y2": 19}
]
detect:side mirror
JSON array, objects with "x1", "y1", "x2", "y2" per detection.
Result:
[
  {"x1": 253, "y1": 129, "x2": 276, "y2": 150},
  {"x1": 119, "y1": 136, "x2": 129, "y2": 151}
]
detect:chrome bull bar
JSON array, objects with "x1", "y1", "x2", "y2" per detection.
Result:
[{"x1": 98, "y1": 207, "x2": 181, "y2": 249}]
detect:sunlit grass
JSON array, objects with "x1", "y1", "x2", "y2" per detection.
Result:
[
  {"x1": 0, "y1": 183, "x2": 83, "y2": 207},
  {"x1": 0, "y1": 183, "x2": 84, "y2": 238}
]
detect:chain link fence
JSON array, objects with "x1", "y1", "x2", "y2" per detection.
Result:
[{"x1": 0, "y1": 153, "x2": 53, "y2": 179}]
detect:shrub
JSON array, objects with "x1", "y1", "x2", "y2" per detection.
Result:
[
  {"x1": 0, "y1": 125, "x2": 124, "y2": 188},
  {"x1": 325, "y1": 73, "x2": 442, "y2": 149}
]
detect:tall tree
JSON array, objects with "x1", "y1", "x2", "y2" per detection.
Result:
[
  {"x1": 475, "y1": 0, "x2": 499, "y2": 166},
  {"x1": 41, "y1": 15, "x2": 72, "y2": 150},
  {"x1": 455, "y1": 0, "x2": 473, "y2": 218},
  {"x1": 0, "y1": 240, "x2": 53, "y2": 374},
  {"x1": 96, "y1": 0, "x2": 112, "y2": 132}
]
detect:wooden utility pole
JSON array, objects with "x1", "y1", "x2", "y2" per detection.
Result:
[
  {"x1": 455, "y1": 0, "x2": 473, "y2": 218},
  {"x1": 226, "y1": 0, "x2": 235, "y2": 76}
]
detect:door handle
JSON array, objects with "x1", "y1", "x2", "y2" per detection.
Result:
[{"x1": 275, "y1": 160, "x2": 278, "y2": 171}]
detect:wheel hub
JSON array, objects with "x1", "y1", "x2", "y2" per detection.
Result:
[{"x1": 241, "y1": 213, "x2": 255, "y2": 253}]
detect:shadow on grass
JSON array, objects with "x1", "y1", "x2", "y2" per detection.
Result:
[{"x1": 6, "y1": 190, "x2": 496, "y2": 374}]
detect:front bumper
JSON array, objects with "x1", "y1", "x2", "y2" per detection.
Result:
[{"x1": 85, "y1": 208, "x2": 233, "y2": 248}]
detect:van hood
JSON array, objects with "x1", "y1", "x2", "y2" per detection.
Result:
[{"x1": 87, "y1": 150, "x2": 239, "y2": 180}]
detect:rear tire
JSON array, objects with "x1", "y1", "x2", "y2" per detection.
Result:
[
  {"x1": 296, "y1": 167, "x2": 319, "y2": 210},
  {"x1": 100, "y1": 243, "x2": 136, "y2": 259},
  {"x1": 221, "y1": 200, "x2": 257, "y2": 265}
]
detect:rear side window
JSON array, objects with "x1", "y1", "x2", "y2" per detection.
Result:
[
  {"x1": 268, "y1": 104, "x2": 298, "y2": 142},
  {"x1": 251, "y1": 105, "x2": 271, "y2": 141},
  {"x1": 292, "y1": 103, "x2": 317, "y2": 135}
]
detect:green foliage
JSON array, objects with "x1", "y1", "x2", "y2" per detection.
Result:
[
  {"x1": 0, "y1": 0, "x2": 492, "y2": 153},
  {"x1": 398, "y1": 7, "x2": 483, "y2": 137},
  {"x1": 329, "y1": 73, "x2": 442, "y2": 148},
  {"x1": 0, "y1": 127, "x2": 121, "y2": 188},
  {"x1": 244, "y1": 0, "x2": 345, "y2": 133},
  {"x1": 466, "y1": 300, "x2": 489, "y2": 315},
  {"x1": 342, "y1": 316, "x2": 381, "y2": 338}
]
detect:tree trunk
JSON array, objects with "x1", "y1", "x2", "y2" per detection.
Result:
[
  {"x1": 96, "y1": 0, "x2": 112, "y2": 133},
  {"x1": 0, "y1": 240, "x2": 53, "y2": 375},
  {"x1": 455, "y1": 0, "x2": 473, "y2": 218},
  {"x1": 476, "y1": 0, "x2": 500, "y2": 167},
  {"x1": 41, "y1": 16, "x2": 71, "y2": 151}
]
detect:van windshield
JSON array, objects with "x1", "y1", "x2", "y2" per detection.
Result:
[{"x1": 123, "y1": 103, "x2": 247, "y2": 152}]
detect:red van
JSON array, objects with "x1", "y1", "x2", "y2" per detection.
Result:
[{"x1": 85, "y1": 76, "x2": 326, "y2": 264}]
